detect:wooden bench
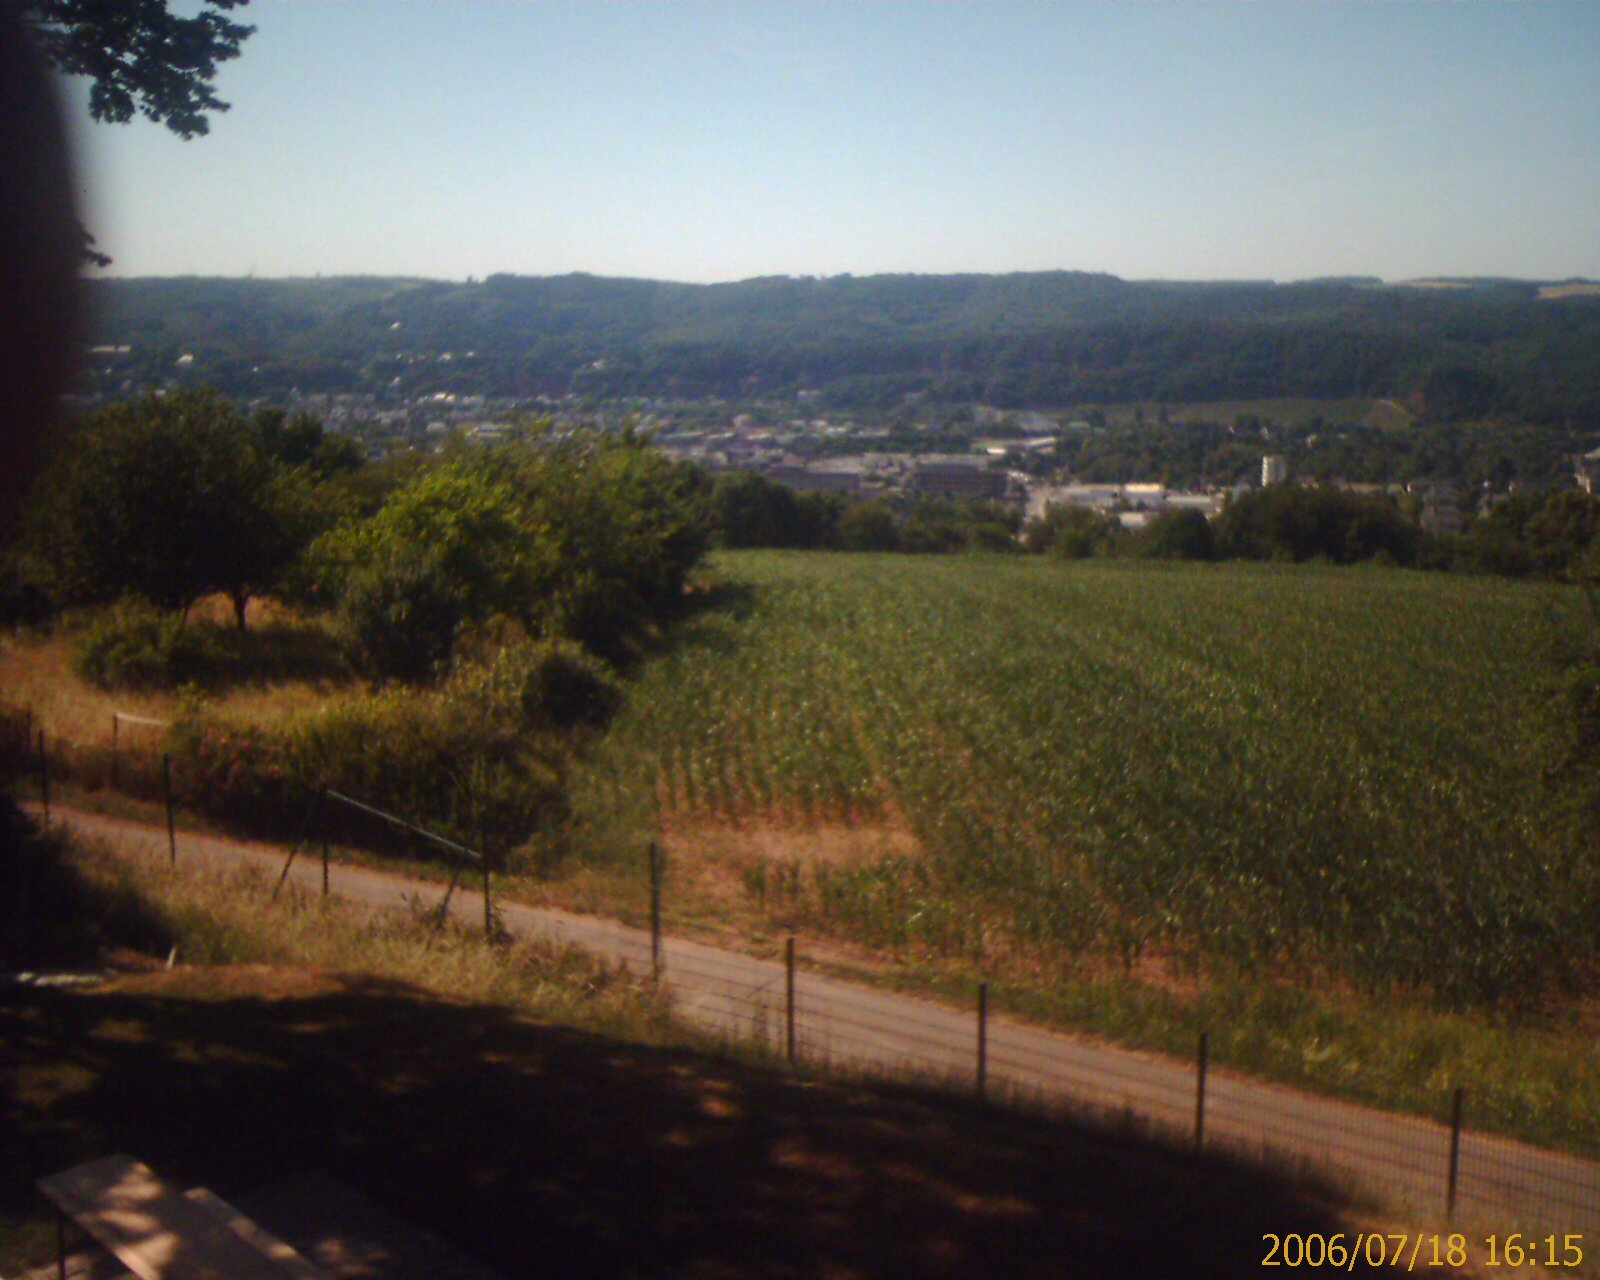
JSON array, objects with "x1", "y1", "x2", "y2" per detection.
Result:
[{"x1": 36, "y1": 1156, "x2": 330, "y2": 1280}]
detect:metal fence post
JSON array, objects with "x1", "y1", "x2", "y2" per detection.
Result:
[
  {"x1": 976, "y1": 982, "x2": 989, "y2": 1102},
  {"x1": 162, "y1": 755, "x2": 176, "y2": 865},
  {"x1": 111, "y1": 713, "x2": 119, "y2": 790},
  {"x1": 321, "y1": 833, "x2": 330, "y2": 897},
  {"x1": 1195, "y1": 1030, "x2": 1209, "y2": 1149},
  {"x1": 37, "y1": 729, "x2": 49, "y2": 822},
  {"x1": 1446, "y1": 1086, "x2": 1464, "y2": 1219},
  {"x1": 785, "y1": 936, "x2": 797, "y2": 1064},
  {"x1": 649, "y1": 841, "x2": 662, "y2": 980}
]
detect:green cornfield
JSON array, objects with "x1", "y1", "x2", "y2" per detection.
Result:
[{"x1": 576, "y1": 552, "x2": 1597, "y2": 1006}]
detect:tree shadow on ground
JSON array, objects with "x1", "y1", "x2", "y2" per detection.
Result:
[
  {"x1": 2, "y1": 969, "x2": 1457, "y2": 1280},
  {"x1": 617, "y1": 578, "x2": 757, "y2": 672},
  {"x1": 0, "y1": 799, "x2": 175, "y2": 970}
]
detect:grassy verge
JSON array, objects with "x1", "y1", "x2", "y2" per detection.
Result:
[{"x1": 24, "y1": 777, "x2": 1600, "y2": 1167}]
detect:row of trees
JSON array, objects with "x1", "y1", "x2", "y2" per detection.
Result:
[
  {"x1": 9, "y1": 390, "x2": 711, "y2": 683},
  {"x1": 710, "y1": 465, "x2": 1600, "y2": 578},
  {"x1": 710, "y1": 472, "x2": 1020, "y2": 554},
  {"x1": 10, "y1": 390, "x2": 1598, "y2": 675},
  {"x1": 19, "y1": 391, "x2": 357, "y2": 630},
  {"x1": 1024, "y1": 484, "x2": 1600, "y2": 578}
]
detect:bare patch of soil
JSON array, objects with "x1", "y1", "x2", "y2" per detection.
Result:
[{"x1": 662, "y1": 819, "x2": 921, "y2": 870}]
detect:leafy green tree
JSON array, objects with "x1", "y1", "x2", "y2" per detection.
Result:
[
  {"x1": 498, "y1": 429, "x2": 713, "y2": 656},
  {"x1": 313, "y1": 429, "x2": 712, "y2": 676},
  {"x1": 251, "y1": 408, "x2": 363, "y2": 477},
  {"x1": 1215, "y1": 486, "x2": 1418, "y2": 565},
  {"x1": 837, "y1": 499, "x2": 900, "y2": 552},
  {"x1": 1458, "y1": 491, "x2": 1600, "y2": 580},
  {"x1": 712, "y1": 471, "x2": 841, "y2": 549},
  {"x1": 1022, "y1": 505, "x2": 1119, "y2": 559},
  {"x1": 26, "y1": 0, "x2": 254, "y2": 140},
  {"x1": 1131, "y1": 508, "x2": 1216, "y2": 561},
  {"x1": 26, "y1": 389, "x2": 303, "y2": 627},
  {"x1": 310, "y1": 463, "x2": 535, "y2": 678}
]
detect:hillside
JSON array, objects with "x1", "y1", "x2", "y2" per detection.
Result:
[
  {"x1": 78, "y1": 271, "x2": 1600, "y2": 421},
  {"x1": 555, "y1": 551, "x2": 1600, "y2": 1154}
]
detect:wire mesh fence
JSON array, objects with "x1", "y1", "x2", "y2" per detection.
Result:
[{"x1": 9, "y1": 703, "x2": 1599, "y2": 1236}]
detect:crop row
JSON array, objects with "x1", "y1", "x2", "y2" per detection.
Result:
[{"x1": 577, "y1": 553, "x2": 1595, "y2": 1005}]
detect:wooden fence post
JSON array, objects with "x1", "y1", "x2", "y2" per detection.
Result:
[
  {"x1": 162, "y1": 755, "x2": 176, "y2": 865},
  {"x1": 785, "y1": 936, "x2": 797, "y2": 1064},
  {"x1": 976, "y1": 982, "x2": 989, "y2": 1102},
  {"x1": 649, "y1": 841, "x2": 663, "y2": 980},
  {"x1": 482, "y1": 829, "x2": 493, "y2": 942},
  {"x1": 1194, "y1": 1030, "x2": 1209, "y2": 1149},
  {"x1": 1446, "y1": 1086, "x2": 1464, "y2": 1219},
  {"x1": 38, "y1": 729, "x2": 49, "y2": 822}
]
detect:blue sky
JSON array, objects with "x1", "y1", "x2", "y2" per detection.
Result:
[{"x1": 63, "y1": 1, "x2": 1600, "y2": 284}]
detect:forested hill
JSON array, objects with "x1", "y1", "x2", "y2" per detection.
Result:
[{"x1": 80, "y1": 272, "x2": 1600, "y2": 420}]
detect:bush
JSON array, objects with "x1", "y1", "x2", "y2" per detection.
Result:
[
  {"x1": 169, "y1": 653, "x2": 575, "y2": 855},
  {"x1": 514, "y1": 639, "x2": 622, "y2": 731},
  {"x1": 340, "y1": 552, "x2": 465, "y2": 684},
  {"x1": 1022, "y1": 505, "x2": 1119, "y2": 558},
  {"x1": 1215, "y1": 486, "x2": 1419, "y2": 566},
  {"x1": 0, "y1": 550, "x2": 52, "y2": 627},
  {"x1": 169, "y1": 716, "x2": 313, "y2": 835},
  {"x1": 838, "y1": 500, "x2": 900, "y2": 551},
  {"x1": 71, "y1": 601, "x2": 216, "y2": 689}
]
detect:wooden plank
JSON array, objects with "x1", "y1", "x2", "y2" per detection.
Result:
[
  {"x1": 180, "y1": 1190, "x2": 327, "y2": 1280},
  {"x1": 36, "y1": 1156, "x2": 328, "y2": 1280}
]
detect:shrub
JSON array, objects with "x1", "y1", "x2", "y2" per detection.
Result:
[
  {"x1": 1022, "y1": 505, "x2": 1119, "y2": 558},
  {"x1": 71, "y1": 601, "x2": 216, "y2": 689},
  {"x1": 168, "y1": 653, "x2": 574, "y2": 855},
  {"x1": 339, "y1": 551, "x2": 465, "y2": 684},
  {"x1": 514, "y1": 639, "x2": 622, "y2": 731},
  {"x1": 169, "y1": 716, "x2": 313, "y2": 835},
  {"x1": 1130, "y1": 509, "x2": 1216, "y2": 561}
]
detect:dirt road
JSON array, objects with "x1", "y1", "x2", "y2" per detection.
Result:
[{"x1": 37, "y1": 804, "x2": 1599, "y2": 1234}]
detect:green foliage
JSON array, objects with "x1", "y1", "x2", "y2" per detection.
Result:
[
  {"x1": 338, "y1": 551, "x2": 465, "y2": 684},
  {"x1": 515, "y1": 638, "x2": 621, "y2": 731},
  {"x1": 711, "y1": 471, "x2": 842, "y2": 549},
  {"x1": 27, "y1": 0, "x2": 254, "y2": 140},
  {"x1": 499, "y1": 430, "x2": 713, "y2": 657},
  {"x1": 25, "y1": 389, "x2": 310, "y2": 625},
  {"x1": 1215, "y1": 486, "x2": 1419, "y2": 565},
  {"x1": 169, "y1": 649, "x2": 573, "y2": 851},
  {"x1": 250, "y1": 407, "x2": 363, "y2": 477},
  {"x1": 312, "y1": 463, "x2": 534, "y2": 680},
  {"x1": 837, "y1": 500, "x2": 900, "y2": 552},
  {"x1": 1127, "y1": 509, "x2": 1216, "y2": 561},
  {"x1": 1022, "y1": 505, "x2": 1119, "y2": 558},
  {"x1": 78, "y1": 273, "x2": 1600, "y2": 426},
  {"x1": 168, "y1": 715, "x2": 310, "y2": 834},
  {"x1": 72, "y1": 599, "x2": 214, "y2": 688},
  {"x1": 1456, "y1": 490, "x2": 1600, "y2": 580},
  {"x1": 579, "y1": 552, "x2": 1598, "y2": 1007},
  {"x1": 311, "y1": 430, "x2": 711, "y2": 677}
]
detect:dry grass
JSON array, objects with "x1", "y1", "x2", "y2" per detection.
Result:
[{"x1": 0, "y1": 597, "x2": 360, "y2": 746}]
